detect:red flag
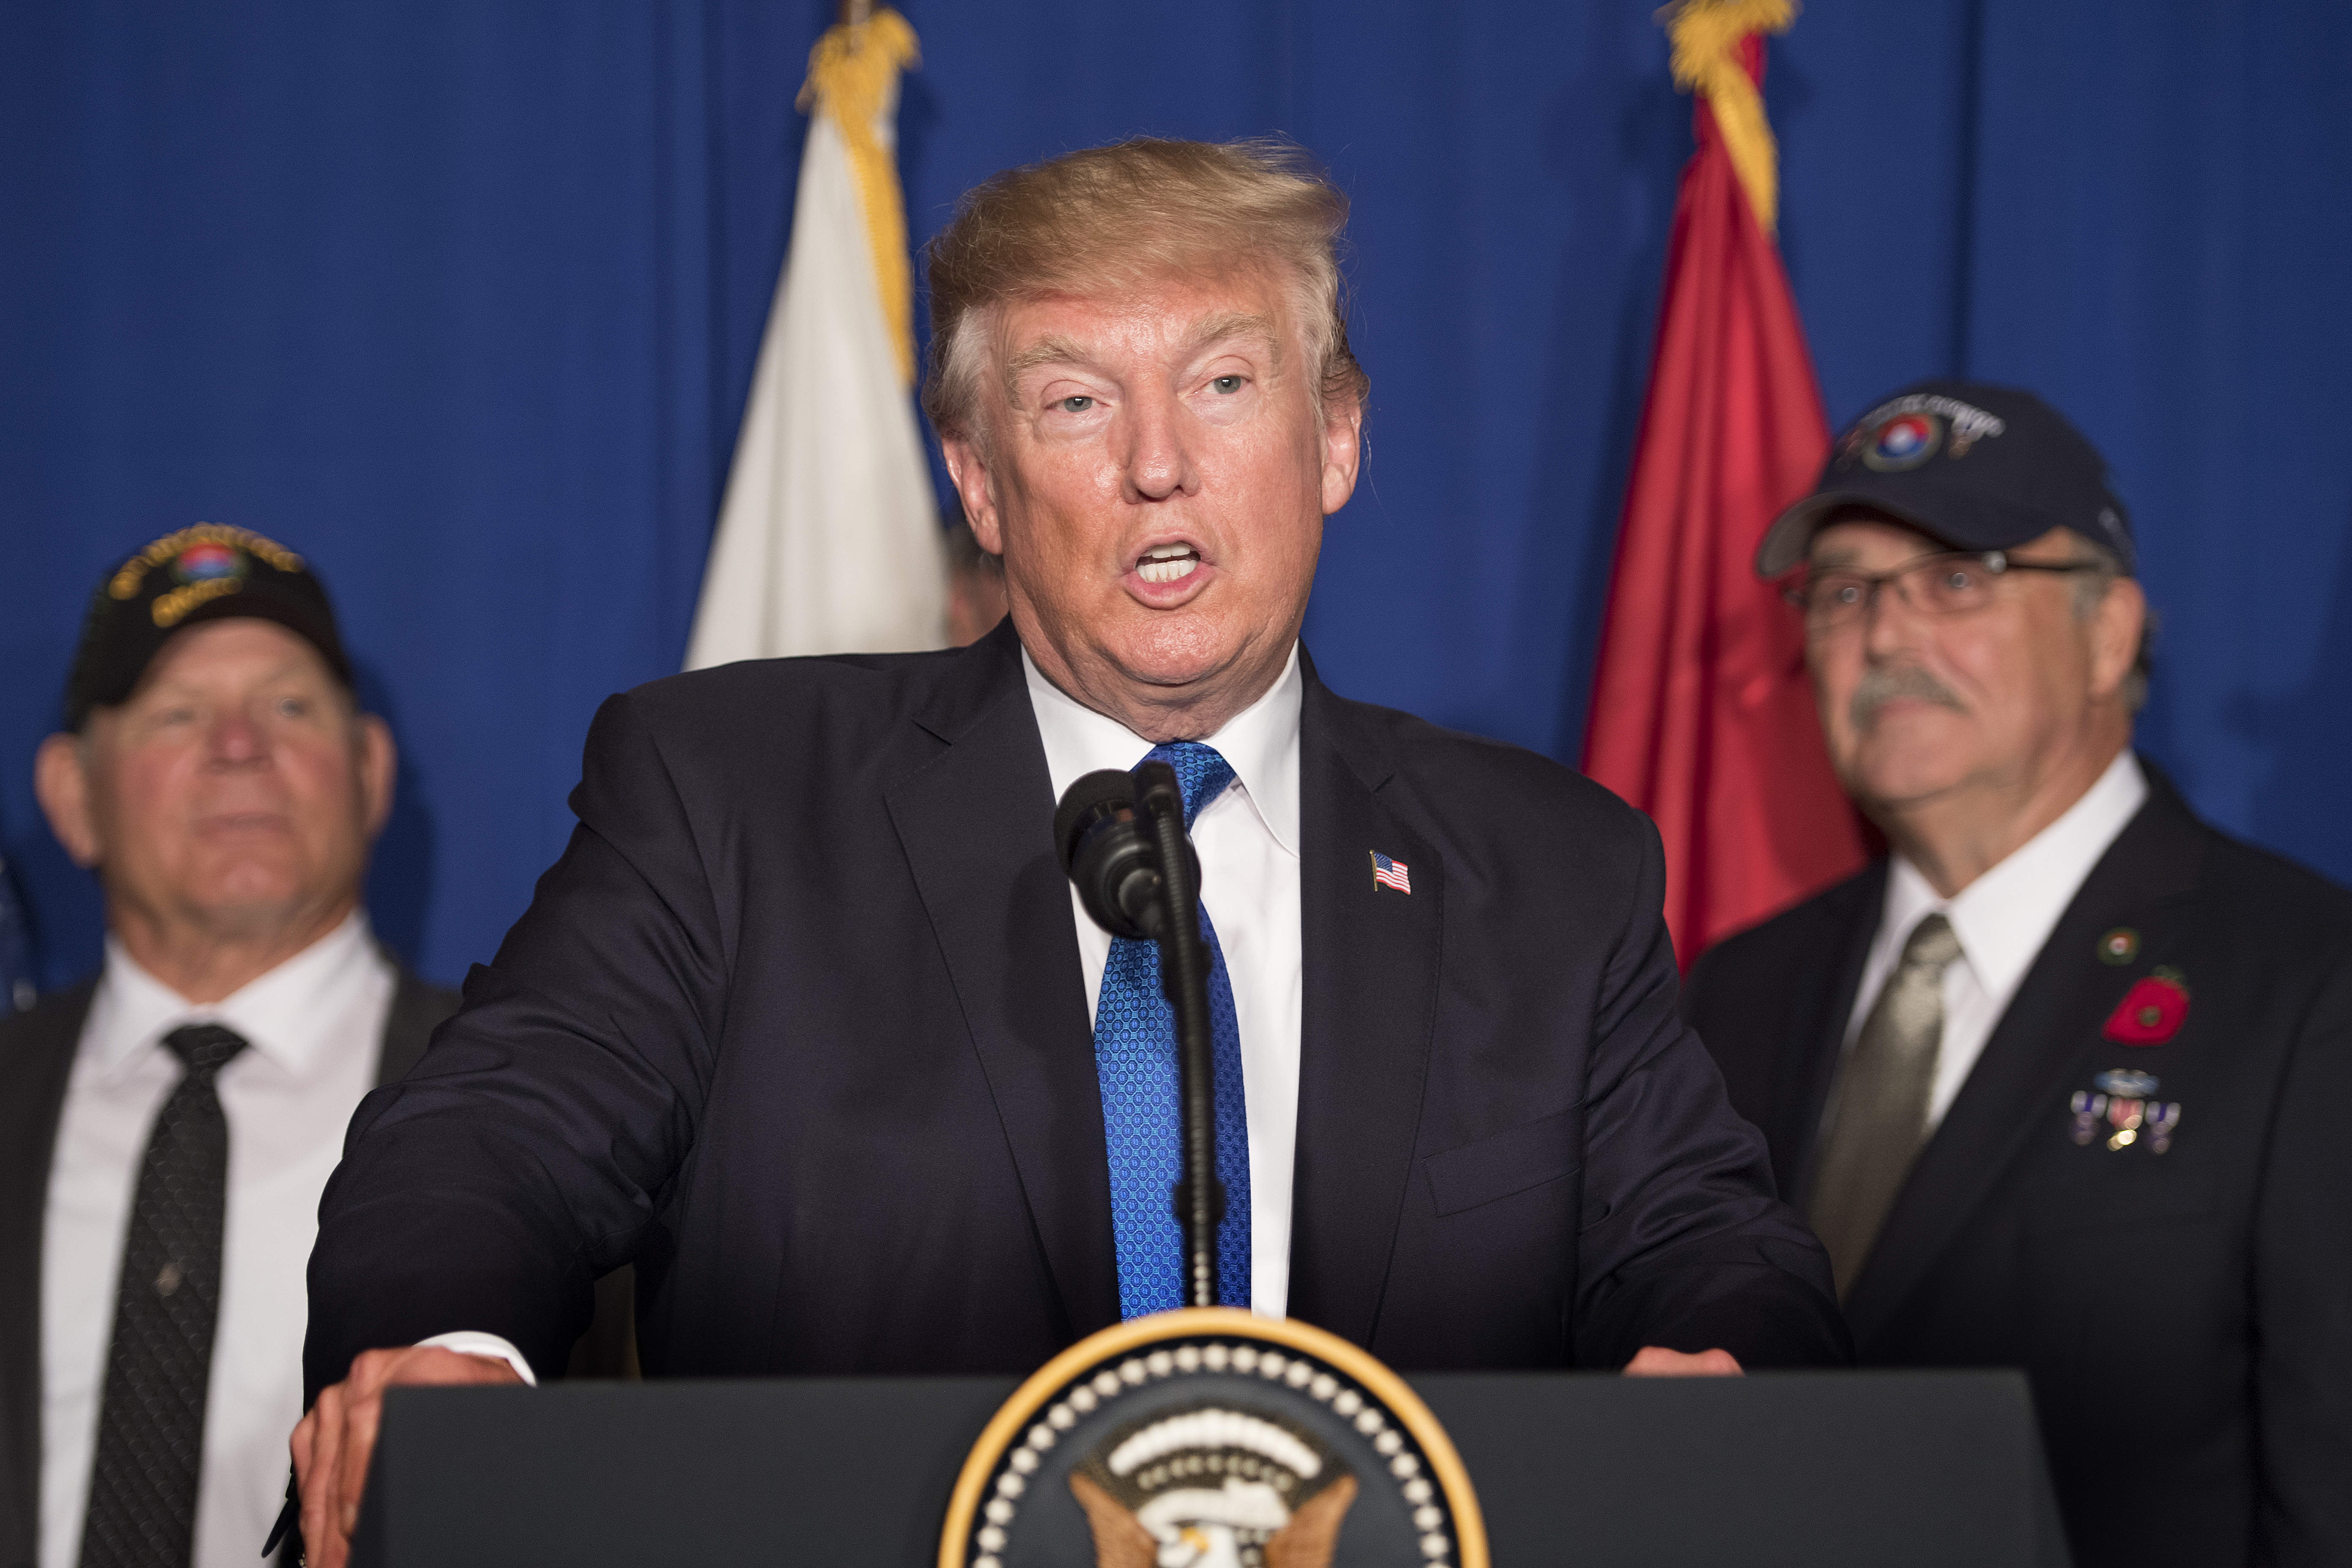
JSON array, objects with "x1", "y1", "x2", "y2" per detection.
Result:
[{"x1": 1581, "y1": 6, "x2": 1866, "y2": 966}]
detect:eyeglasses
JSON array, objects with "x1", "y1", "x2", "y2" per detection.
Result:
[{"x1": 1784, "y1": 550, "x2": 2103, "y2": 632}]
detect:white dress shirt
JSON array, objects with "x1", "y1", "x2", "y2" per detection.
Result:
[
  {"x1": 1846, "y1": 750, "x2": 2148, "y2": 1128},
  {"x1": 41, "y1": 912, "x2": 393, "y2": 1568},
  {"x1": 1023, "y1": 645, "x2": 1305, "y2": 1320}
]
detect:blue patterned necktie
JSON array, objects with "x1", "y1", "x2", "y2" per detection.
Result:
[{"x1": 1094, "y1": 740, "x2": 1252, "y2": 1315}]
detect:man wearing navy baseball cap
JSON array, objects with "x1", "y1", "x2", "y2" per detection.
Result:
[
  {"x1": 1688, "y1": 381, "x2": 2352, "y2": 1568},
  {"x1": 0, "y1": 527, "x2": 462, "y2": 1568}
]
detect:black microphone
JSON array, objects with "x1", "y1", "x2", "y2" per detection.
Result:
[
  {"x1": 1055, "y1": 761, "x2": 1223, "y2": 1310},
  {"x1": 1056, "y1": 770, "x2": 1158, "y2": 939}
]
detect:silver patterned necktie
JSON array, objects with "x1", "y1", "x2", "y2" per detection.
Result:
[
  {"x1": 1808, "y1": 913, "x2": 1964, "y2": 1301},
  {"x1": 78, "y1": 1023, "x2": 249, "y2": 1568}
]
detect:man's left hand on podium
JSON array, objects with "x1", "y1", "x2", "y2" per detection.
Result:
[
  {"x1": 291, "y1": 1343, "x2": 527, "y2": 1568},
  {"x1": 1622, "y1": 1346, "x2": 1744, "y2": 1376}
]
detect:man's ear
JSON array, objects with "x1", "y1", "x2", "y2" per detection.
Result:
[
  {"x1": 35, "y1": 732, "x2": 102, "y2": 868},
  {"x1": 1320, "y1": 396, "x2": 1363, "y2": 517},
  {"x1": 356, "y1": 714, "x2": 397, "y2": 841},
  {"x1": 2087, "y1": 575, "x2": 2147, "y2": 702},
  {"x1": 942, "y1": 437, "x2": 1003, "y2": 556}
]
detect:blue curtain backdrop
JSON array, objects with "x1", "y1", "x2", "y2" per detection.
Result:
[{"x1": 4, "y1": 1, "x2": 2347, "y2": 990}]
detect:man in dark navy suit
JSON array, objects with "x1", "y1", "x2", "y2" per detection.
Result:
[
  {"x1": 1687, "y1": 381, "x2": 2352, "y2": 1568},
  {"x1": 293, "y1": 139, "x2": 1846, "y2": 1565}
]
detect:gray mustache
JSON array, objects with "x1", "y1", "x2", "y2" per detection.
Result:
[{"x1": 1851, "y1": 665, "x2": 1966, "y2": 730}]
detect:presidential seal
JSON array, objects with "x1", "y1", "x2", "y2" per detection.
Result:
[{"x1": 940, "y1": 1309, "x2": 1486, "y2": 1568}]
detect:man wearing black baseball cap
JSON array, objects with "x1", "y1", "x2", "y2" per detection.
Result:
[
  {"x1": 1686, "y1": 382, "x2": 2352, "y2": 1568},
  {"x1": 0, "y1": 526, "x2": 460, "y2": 1568}
]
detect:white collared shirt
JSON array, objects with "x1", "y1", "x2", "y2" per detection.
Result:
[
  {"x1": 1024, "y1": 644, "x2": 1305, "y2": 1319},
  {"x1": 41, "y1": 912, "x2": 394, "y2": 1568},
  {"x1": 1846, "y1": 750, "x2": 2148, "y2": 1127}
]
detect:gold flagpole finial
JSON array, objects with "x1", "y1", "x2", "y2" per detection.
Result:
[
  {"x1": 1659, "y1": 0, "x2": 1798, "y2": 233},
  {"x1": 798, "y1": 8, "x2": 922, "y2": 385}
]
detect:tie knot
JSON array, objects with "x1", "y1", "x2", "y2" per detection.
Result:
[
  {"x1": 1899, "y1": 912, "x2": 1963, "y2": 975},
  {"x1": 1144, "y1": 741, "x2": 1237, "y2": 828},
  {"x1": 163, "y1": 1022, "x2": 249, "y2": 1079}
]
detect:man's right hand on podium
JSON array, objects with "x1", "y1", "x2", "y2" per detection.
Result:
[{"x1": 292, "y1": 1345, "x2": 526, "y2": 1568}]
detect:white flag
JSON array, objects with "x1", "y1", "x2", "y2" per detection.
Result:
[{"x1": 686, "y1": 10, "x2": 945, "y2": 669}]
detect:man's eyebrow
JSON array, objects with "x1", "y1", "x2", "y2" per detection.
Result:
[
  {"x1": 1181, "y1": 311, "x2": 1278, "y2": 362},
  {"x1": 1004, "y1": 333, "x2": 1094, "y2": 383}
]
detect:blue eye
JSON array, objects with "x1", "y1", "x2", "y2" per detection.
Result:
[
  {"x1": 1210, "y1": 376, "x2": 1242, "y2": 394},
  {"x1": 1058, "y1": 395, "x2": 1094, "y2": 413}
]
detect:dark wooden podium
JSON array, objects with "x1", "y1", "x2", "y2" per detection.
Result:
[{"x1": 354, "y1": 1369, "x2": 2070, "y2": 1566}]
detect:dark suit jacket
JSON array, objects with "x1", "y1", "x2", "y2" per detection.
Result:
[
  {"x1": 306, "y1": 623, "x2": 1845, "y2": 1399},
  {"x1": 0, "y1": 964, "x2": 455, "y2": 1568},
  {"x1": 1686, "y1": 765, "x2": 2352, "y2": 1568}
]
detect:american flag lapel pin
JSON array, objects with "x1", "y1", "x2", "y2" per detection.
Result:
[{"x1": 1370, "y1": 850, "x2": 1412, "y2": 894}]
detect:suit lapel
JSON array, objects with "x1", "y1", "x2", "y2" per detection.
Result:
[
  {"x1": 0, "y1": 981, "x2": 95, "y2": 1567},
  {"x1": 884, "y1": 625, "x2": 1116, "y2": 1341},
  {"x1": 1284, "y1": 659, "x2": 1445, "y2": 1348},
  {"x1": 1843, "y1": 772, "x2": 2209, "y2": 1344}
]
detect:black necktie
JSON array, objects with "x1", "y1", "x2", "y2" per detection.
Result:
[{"x1": 78, "y1": 1023, "x2": 250, "y2": 1568}]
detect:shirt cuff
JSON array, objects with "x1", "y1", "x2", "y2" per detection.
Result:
[{"x1": 415, "y1": 1331, "x2": 538, "y2": 1387}]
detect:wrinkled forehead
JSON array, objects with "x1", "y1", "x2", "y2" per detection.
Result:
[
  {"x1": 983, "y1": 256, "x2": 1305, "y2": 372},
  {"x1": 996, "y1": 306, "x2": 1285, "y2": 389},
  {"x1": 1806, "y1": 507, "x2": 1949, "y2": 568},
  {"x1": 113, "y1": 619, "x2": 349, "y2": 724}
]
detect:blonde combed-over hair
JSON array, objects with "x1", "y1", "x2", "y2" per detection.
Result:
[{"x1": 920, "y1": 137, "x2": 1369, "y2": 444}]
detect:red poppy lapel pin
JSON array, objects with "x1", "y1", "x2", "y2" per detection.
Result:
[{"x1": 2104, "y1": 966, "x2": 2190, "y2": 1046}]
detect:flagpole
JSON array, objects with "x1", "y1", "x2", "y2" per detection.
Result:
[
  {"x1": 1580, "y1": 0, "x2": 1865, "y2": 962},
  {"x1": 688, "y1": 0, "x2": 943, "y2": 668}
]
